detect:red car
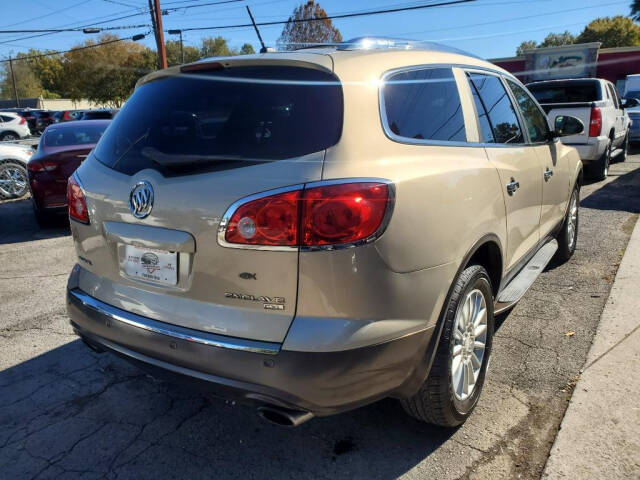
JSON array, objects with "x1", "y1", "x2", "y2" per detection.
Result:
[{"x1": 27, "y1": 120, "x2": 110, "y2": 225}]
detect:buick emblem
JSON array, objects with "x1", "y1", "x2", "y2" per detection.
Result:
[{"x1": 129, "y1": 181, "x2": 154, "y2": 219}]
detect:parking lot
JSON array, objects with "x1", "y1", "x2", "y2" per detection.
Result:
[{"x1": 1, "y1": 154, "x2": 639, "y2": 480}]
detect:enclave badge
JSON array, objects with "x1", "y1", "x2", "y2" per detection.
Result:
[{"x1": 129, "y1": 181, "x2": 154, "y2": 219}]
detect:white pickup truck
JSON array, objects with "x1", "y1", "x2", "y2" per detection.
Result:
[{"x1": 527, "y1": 78, "x2": 630, "y2": 180}]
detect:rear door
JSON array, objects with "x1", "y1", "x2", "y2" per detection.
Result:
[
  {"x1": 506, "y1": 79, "x2": 569, "y2": 238},
  {"x1": 72, "y1": 61, "x2": 342, "y2": 343},
  {"x1": 466, "y1": 71, "x2": 542, "y2": 271}
]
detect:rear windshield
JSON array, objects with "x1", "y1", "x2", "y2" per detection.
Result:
[
  {"x1": 527, "y1": 81, "x2": 602, "y2": 104},
  {"x1": 45, "y1": 124, "x2": 108, "y2": 147},
  {"x1": 93, "y1": 65, "x2": 344, "y2": 176}
]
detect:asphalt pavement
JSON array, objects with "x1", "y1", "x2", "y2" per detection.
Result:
[{"x1": 1, "y1": 153, "x2": 639, "y2": 480}]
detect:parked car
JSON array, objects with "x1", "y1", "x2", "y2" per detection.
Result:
[
  {"x1": 0, "y1": 142, "x2": 32, "y2": 199},
  {"x1": 27, "y1": 120, "x2": 109, "y2": 225},
  {"x1": 79, "y1": 109, "x2": 118, "y2": 120},
  {"x1": 0, "y1": 111, "x2": 31, "y2": 141},
  {"x1": 52, "y1": 110, "x2": 83, "y2": 123},
  {"x1": 33, "y1": 110, "x2": 55, "y2": 134},
  {"x1": 3, "y1": 108, "x2": 40, "y2": 132},
  {"x1": 527, "y1": 78, "x2": 630, "y2": 180},
  {"x1": 66, "y1": 38, "x2": 582, "y2": 428}
]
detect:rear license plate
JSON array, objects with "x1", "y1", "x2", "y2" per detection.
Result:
[{"x1": 123, "y1": 245, "x2": 178, "y2": 286}]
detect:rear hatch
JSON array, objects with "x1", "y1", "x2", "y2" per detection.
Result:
[
  {"x1": 72, "y1": 59, "x2": 342, "y2": 343},
  {"x1": 527, "y1": 80, "x2": 602, "y2": 144}
]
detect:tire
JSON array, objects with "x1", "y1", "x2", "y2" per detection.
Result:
[
  {"x1": 619, "y1": 133, "x2": 629, "y2": 163},
  {"x1": 401, "y1": 265, "x2": 494, "y2": 427},
  {"x1": 0, "y1": 131, "x2": 19, "y2": 142},
  {"x1": 554, "y1": 185, "x2": 579, "y2": 264},
  {"x1": 32, "y1": 202, "x2": 55, "y2": 227},
  {"x1": 0, "y1": 160, "x2": 29, "y2": 199},
  {"x1": 591, "y1": 140, "x2": 611, "y2": 181}
]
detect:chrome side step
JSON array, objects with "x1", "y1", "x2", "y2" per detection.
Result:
[{"x1": 495, "y1": 239, "x2": 558, "y2": 312}]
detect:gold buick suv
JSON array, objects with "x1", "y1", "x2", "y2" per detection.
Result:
[{"x1": 66, "y1": 38, "x2": 583, "y2": 427}]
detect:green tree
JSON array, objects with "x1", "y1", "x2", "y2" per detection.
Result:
[
  {"x1": 516, "y1": 40, "x2": 537, "y2": 56},
  {"x1": 0, "y1": 60, "x2": 44, "y2": 100},
  {"x1": 577, "y1": 15, "x2": 640, "y2": 47},
  {"x1": 61, "y1": 34, "x2": 154, "y2": 107},
  {"x1": 631, "y1": 0, "x2": 640, "y2": 21},
  {"x1": 200, "y1": 36, "x2": 234, "y2": 57},
  {"x1": 277, "y1": 0, "x2": 342, "y2": 50},
  {"x1": 165, "y1": 40, "x2": 201, "y2": 66},
  {"x1": 539, "y1": 31, "x2": 576, "y2": 48},
  {"x1": 239, "y1": 43, "x2": 255, "y2": 55}
]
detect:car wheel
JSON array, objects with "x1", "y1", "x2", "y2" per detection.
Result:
[
  {"x1": 0, "y1": 132, "x2": 19, "y2": 142},
  {"x1": 591, "y1": 141, "x2": 611, "y2": 181},
  {"x1": 554, "y1": 185, "x2": 579, "y2": 264},
  {"x1": 0, "y1": 160, "x2": 29, "y2": 199},
  {"x1": 619, "y1": 133, "x2": 629, "y2": 163},
  {"x1": 32, "y1": 201, "x2": 55, "y2": 227},
  {"x1": 401, "y1": 264, "x2": 494, "y2": 427}
]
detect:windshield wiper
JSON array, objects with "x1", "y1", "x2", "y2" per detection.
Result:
[{"x1": 141, "y1": 146, "x2": 264, "y2": 167}]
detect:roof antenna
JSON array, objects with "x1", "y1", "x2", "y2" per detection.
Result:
[{"x1": 246, "y1": 6, "x2": 268, "y2": 53}]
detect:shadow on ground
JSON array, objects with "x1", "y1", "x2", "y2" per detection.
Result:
[
  {"x1": 0, "y1": 339, "x2": 456, "y2": 479},
  {"x1": 0, "y1": 199, "x2": 69, "y2": 245}
]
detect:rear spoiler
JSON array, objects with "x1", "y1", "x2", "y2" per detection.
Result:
[{"x1": 540, "y1": 102, "x2": 596, "y2": 114}]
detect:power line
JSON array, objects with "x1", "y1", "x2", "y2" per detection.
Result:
[
  {"x1": 177, "y1": 0, "x2": 477, "y2": 32},
  {"x1": 0, "y1": 32, "x2": 150, "y2": 63},
  {"x1": 0, "y1": 0, "x2": 93, "y2": 29}
]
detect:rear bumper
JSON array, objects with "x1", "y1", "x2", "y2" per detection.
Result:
[
  {"x1": 67, "y1": 286, "x2": 434, "y2": 416},
  {"x1": 564, "y1": 137, "x2": 608, "y2": 162}
]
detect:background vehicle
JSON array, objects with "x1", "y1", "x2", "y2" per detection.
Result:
[
  {"x1": 624, "y1": 73, "x2": 640, "y2": 101},
  {"x1": 33, "y1": 110, "x2": 55, "y2": 134},
  {"x1": 66, "y1": 40, "x2": 582, "y2": 428},
  {"x1": 2, "y1": 108, "x2": 40, "y2": 132},
  {"x1": 79, "y1": 109, "x2": 118, "y2": 120},
  {"x1": 0, "y1": 112, "x2": 31, "y2": 141},
  {"x1": 0, "y1": 142, "x2": 32, "y2": 199},
  {"x1": 53, "y1": 110, "x2": 82, "y2": 123},
  {"x1": 527, "y1": 78, "x2": 630, "y2": 180},
  {"x1": 27, "y1": 120, "x2": 109, "y2": 225}
]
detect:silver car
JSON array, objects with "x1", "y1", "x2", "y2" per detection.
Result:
[{"x1": 66, "y1": 38, "x2": 583, "y2": 427}]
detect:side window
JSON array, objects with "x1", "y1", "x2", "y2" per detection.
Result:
[
  {"x1": 0, "y1": 115, "x2": 12, "y2": 123},
  {"x1": 466, "y1": 73, "x2": 524, "y2": 144},
  {"x1": 607, "y1": 83, "x2": 620, "y2": 109},
  {"x1": 506, "y1": 80, "x2": 550, "y2": 143},
  {"x1": 382, "y1": 67, "x2": 466, "y2": 142}
]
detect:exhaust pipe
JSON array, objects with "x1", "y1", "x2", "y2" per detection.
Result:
[{"x1": 257, "y1": 405, "x2": 314, "y2": 427}]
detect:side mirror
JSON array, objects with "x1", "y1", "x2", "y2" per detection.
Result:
[
  {"x1": 622, "y1": 98, "x2": 640, "y2": 109},
  {"x1": 553, "y1": 115, "x2": 584, "y2": 138}
]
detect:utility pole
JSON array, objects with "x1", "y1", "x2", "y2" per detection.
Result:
[
  {"x1": 8, "y1": 56, "x2": 19, "y2": 108},
  {"x1": 153, "y1": 0, "x2": 167, "y2": 69}
]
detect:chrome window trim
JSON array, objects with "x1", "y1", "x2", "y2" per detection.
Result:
[
  {"x1": 378, "y1": 63, "x2": 526, "y2": 149},
  {"x1": 217, "y1": 177, "x2": 395, "y2": 252},
  {"x1": 69, "y1": 288, "x2": 281, "y2": 355}
]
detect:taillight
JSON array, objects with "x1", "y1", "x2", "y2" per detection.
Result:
[
  {"x1": 67, "y1": 175, "x2": 89, "y2": 224},
  {"x1": 18, "y1": 117, "x2": 26, "y2": 125},
  {"x1": 27, "y1": 160, "x2": 58, "y2": 172},
  {"x1": 589, "y1": 106, "x2": 602, "y2": 137},
  {"x1": 222, "y1": 181, "x2": 393, "y2": 248}
]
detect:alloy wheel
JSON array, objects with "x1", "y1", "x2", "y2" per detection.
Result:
[
  {"x1": 451, "y1": 288, "x2": 488, "y2": 401},
  {"x1": 0, "y1": 165, "x2": 28, "y2": 198},
  {"x1": 567, "y1": 190, "x2": 578, "y2": 251}
]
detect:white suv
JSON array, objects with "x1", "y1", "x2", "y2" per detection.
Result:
[
  {"x1": 527, "y1": 78, "x2": 630, "y2": 180},
  {"x1": 0, "y1": 112, "x2": 32, "y2": 142}
]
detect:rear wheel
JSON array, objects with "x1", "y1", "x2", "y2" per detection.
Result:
[
  {"x1": 554, "y1": 185, "x2": 579, "y2": 264},
  {"x1": 0, "y1": 160, "x2": 28, "y2": 199},
  {"x1": 401, "y1": 265, "x2": 494, "y2": 427},
  {"x1": 32, "y1": 202, "x2": 55, "y2": 227},
  {"x1": 591, "y1": 141, "x2": 611, "y2": 181},
  {"x1": 0, "y1": 132, "x2": 19, "y2": 142}
]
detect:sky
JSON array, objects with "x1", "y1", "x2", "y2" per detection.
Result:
[{"x1": 0, "y1": 0, "x2": 633, "y2": 61}]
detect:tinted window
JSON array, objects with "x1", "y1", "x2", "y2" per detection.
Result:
[
  {"x1": 467, "y1": 73, "x2": 523, "y2": 144},
  {"x1": 527, "y1": 81, "x2": 602, "y2": 103},
  {"x1": 94, "y1": 66, "x2": 343, "y2": 176},
  {"x1": 383, "y1": 67, "x2": 466, "y2": 142},
  {"x1": 506, "y1": 80, "x2": 549, "y2": 143},
  {"x1": 83, "y1": 111, "x2": 112, "y2": 120},
  {"x1": 45, "y1": 124, "x2": 108, "y2": 147},
  {"x1": 625, "y1": 90, "x2": 640, "y2": 100},
  {"x1": 0, "y1": 115, "x2": 13, "y2": 123}
]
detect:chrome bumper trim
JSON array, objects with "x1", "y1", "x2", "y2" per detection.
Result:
[{"x1": 68, "y1": 288, "x2": 281, "y2": 355}]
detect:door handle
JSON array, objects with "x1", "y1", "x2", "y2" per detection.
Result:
[
  {"x1": 544, "y1": 168, "x2": 554, "y2": 182},
  {"x1": 506, "y1": 178, "x2": 520, "y2": 195}
]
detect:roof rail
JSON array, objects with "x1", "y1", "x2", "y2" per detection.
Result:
[{"x1": 337, "y1": 36, "x2": 481, "y2": 58}]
